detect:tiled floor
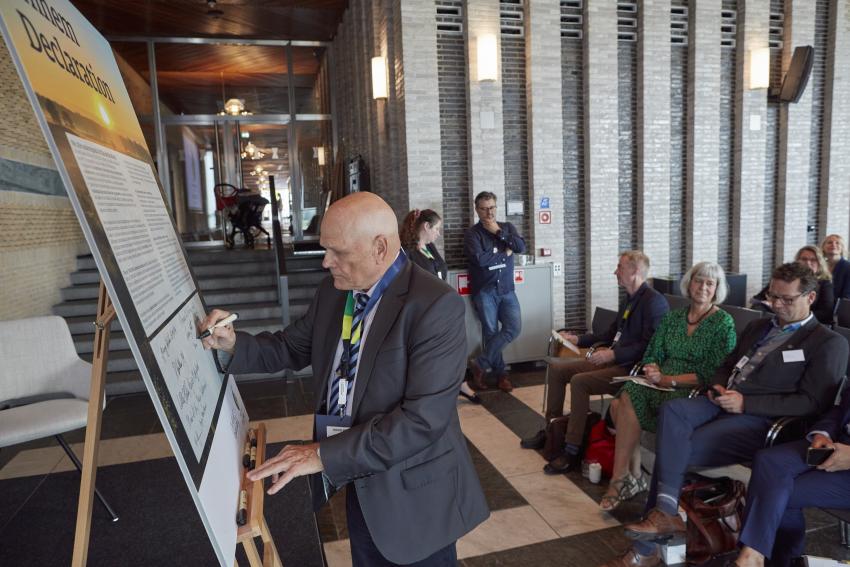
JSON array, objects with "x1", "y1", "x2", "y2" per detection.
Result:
[{"x1": 2, "y1": 363, "x2": 850, "y2": 566}]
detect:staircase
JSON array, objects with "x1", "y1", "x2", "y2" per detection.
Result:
[{"x1": 54, "y1": 244, "x2": 328, "y2": 395}]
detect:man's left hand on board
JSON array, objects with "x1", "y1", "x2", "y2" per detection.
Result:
[{"x1": 246, "y1": 442, "x2": 324, "y2": 495}]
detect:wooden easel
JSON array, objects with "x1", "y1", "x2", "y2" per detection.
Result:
[
  {"x1": 69, "y1": 282, "x2": 282, "y2": 566},
  {"x1": 237, "y1": 423, "x2": 283, "y2": 567},
  {"x1": 72, "y1": 280, "x2": 115, "y2": 567}
]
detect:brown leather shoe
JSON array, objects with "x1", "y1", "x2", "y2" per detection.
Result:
[
  {"x1": 624, "y1": 508, "x2": 686, "y2": 541},
  {"x1": 497, "y1": 373, "x2": 513, "y2": 392},
  {"x1": 599, "y1": 548, "x2": 661, "y2": 567},
  {"x1": 469, "y1": 360, "x2": 488, "y2": 390}
]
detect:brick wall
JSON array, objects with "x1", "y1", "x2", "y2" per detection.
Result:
[
  {"x1": 686, "y1": 0, "x2": 721, "y2": 266},
  {"x1": 583, "y1": 0, "x2": 620, "y2": 317},
  {"x1": 561, "y1": 4, "x2": 587, "y2": 330},
  {"x1": 436, "y1": 0, "x2": 470, "y2": 268},
  {"x1": 670, "y1": 1, "x2": 688, "y2": 277},
  {"x1": 775, "y1": 0, "x2": 815, "y2": 263},
  {"x1": 733, "y1": 0, "x2": 769, "y2": 297},
  {"x1": 819, "y1": 0, "x2": 850, "y2": 239},
  {"x1": 0, "y1": 41, "x2": 87, "y2": 320},
  {"x1": 806, "y1": 0, "x2": 830, "y2": 245},
  {"x1": 637, "y1": 0, "x2": 671, "y2": 279},
  {"x1": 526, "y1": 0, "x2": 566, "y2": 327},
  {"x1": 329, "y1": 0, "x2": 410, "y2": 218},
  {"x1": 718, "y1": 0, "x2": 737, "y2": 272}
]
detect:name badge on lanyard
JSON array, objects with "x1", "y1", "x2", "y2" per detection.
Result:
[{"x1": 338, "y1": 378, "x2": 348, "y2": 408}]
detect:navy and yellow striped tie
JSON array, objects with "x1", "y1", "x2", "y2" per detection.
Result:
[{"x1": 329, "y1": 292, "x2": 370, "y2": 415}]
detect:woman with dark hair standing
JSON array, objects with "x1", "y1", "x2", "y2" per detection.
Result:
[
  {"x1": 401, "y1": 209, "x2": 448, "y2": 280},
  {"x1": 401, "y1": 209, "x2": 481, "y2": 404}
]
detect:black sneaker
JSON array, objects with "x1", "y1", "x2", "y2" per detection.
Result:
[
  {"x1": 520, "y1": 429, "x2": 547, "y2": 450},
  {"x1": 543, "y1": 452, "x2": 580, "y2": 475}
]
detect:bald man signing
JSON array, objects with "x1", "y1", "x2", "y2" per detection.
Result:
[{"x1": 201, "y1": 193, "x2": 488, "y2": 566}]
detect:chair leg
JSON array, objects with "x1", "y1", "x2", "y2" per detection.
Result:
[{"x1": 55, "y1": 435, "x2": 119, "y2": 522}]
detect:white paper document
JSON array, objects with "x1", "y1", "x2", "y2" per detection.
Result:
[
  {"x1": 150, "y1": 294, "x2": 224, "y2": 461},
  {"x1": 199, "y1": 375, "x2": 249, "y2": 566},
  {"x1": 551, "y1": 329, "x2": 580, "y2": 354},
  {"x1": 66, "y1": 133, "x2": 194, "y2": 336}
]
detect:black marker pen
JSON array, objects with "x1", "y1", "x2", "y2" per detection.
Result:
[{"x1": 236, "y1": 489, "x2": 248, "y2": 526}]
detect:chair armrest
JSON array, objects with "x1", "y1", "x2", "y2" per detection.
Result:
[{"x1": 765, "y1": 416, "x2": 809, "y2": 448}]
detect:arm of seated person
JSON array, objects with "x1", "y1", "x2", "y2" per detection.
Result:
[
  {"x1": 643, "y1": 364, "x2": 698, "y2": 388},
  {"x1": 818, "y1": 440, "x2": 850, "y2": 473}
]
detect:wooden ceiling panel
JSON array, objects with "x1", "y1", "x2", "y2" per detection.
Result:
[{"x1": 72, "y1": 0, "x2": 348, "y2": 41}]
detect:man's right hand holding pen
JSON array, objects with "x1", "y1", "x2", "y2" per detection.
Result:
[{"x1": 199, "y1": 309, "x2": 237, "y2": 354}]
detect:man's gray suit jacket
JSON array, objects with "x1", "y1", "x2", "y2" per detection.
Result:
[
  {"x1": 710, "y1": 317, "x2": 849, "y2": 417},
  {"x1": 228, "y1": 260, "x2": 490, "y2": 564}
]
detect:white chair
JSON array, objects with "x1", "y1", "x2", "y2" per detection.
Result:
[{"x1": 0, "y1": 315, "x2": 118, "y2": 521}]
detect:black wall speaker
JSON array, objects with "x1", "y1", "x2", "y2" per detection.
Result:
[{"x1": 778, "y1": 46, "x2": 814, "y2": 103}]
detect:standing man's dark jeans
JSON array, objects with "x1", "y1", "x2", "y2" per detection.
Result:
[
  {"x1": 346, "y1": 486, "x2": 458, "y2": 566},
  {"x1": 739, "y1": 439, "x2": 850, "y2": 567},
  {"x1": 472, "y1": 288, "x2": 521, "y2": 376}
]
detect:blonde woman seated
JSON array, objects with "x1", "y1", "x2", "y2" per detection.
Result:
[{"x1": 600, "y1": 262, "x2": 737, "y2": 511}]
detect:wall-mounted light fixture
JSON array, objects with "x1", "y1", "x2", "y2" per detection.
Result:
[
  {"x1": 371, "y1": 56, "x2": 388, "y2": 100},
  {"x1": 477, "y1": 34, "x2": 498, "y2": 82},
  {"x1": 749, "y1": 47, "x2": 770, "y2": 89}
]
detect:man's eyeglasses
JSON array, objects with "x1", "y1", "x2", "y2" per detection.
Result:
[
  {"x1": 765, "y1": 291, "x2": 807, "y2": 305},
  {"x1": 476, "y1": 206, "x2": 497, "y2": 213}
]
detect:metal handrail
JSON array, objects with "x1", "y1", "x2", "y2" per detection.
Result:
[{"x1": 268, "y1": 175, "x2": 291, "y2": 330}]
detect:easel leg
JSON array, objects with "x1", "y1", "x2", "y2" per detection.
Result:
[
  {"x1": 71, "y1": 281, "x2": 115, "y2": 567},
  {"x1": 242, "y1": 537, "x2": 263, "y2": 567},
  {"x1": 260, "y1": 516, "x2": 283, "y2": 567}
]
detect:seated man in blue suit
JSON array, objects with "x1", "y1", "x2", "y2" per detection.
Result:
[
  {"x1": 524, "y1": 250, "x2": 669, "y2": 474},
  {"x1": 728, "y1": 387, "x2": 850, "y2": 567},
  {"x1": 601, "y1": 262, "x2": 849, "y2": 567}
]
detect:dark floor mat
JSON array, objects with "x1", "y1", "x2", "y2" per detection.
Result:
[{"x1": 0, "y1": 442, "x2": 324, "y2": 567}]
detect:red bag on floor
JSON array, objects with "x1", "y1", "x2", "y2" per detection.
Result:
[{"x1": 583, "y1": 419, "x2": 615, "y2": 478}]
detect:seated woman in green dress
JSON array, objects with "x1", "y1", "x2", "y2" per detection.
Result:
[{"x1": 599, "y1": 261, "x2": 737, "y2": 511}]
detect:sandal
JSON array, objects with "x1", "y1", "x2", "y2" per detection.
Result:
[{"x1": 599, "y1": 474, "x2": 640, "y2": 512}]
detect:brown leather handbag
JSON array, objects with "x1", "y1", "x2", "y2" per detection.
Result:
[
  {"x1": 679, "y1": 478, "x2": 747, "y2": 565},
  {"x1": 541, "y1": 411, "x2": 601, "y2": 462}
]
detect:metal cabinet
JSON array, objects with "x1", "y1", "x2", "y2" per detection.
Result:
[{"x1": 447, "y1": 264, "x2": 554, "y2": 365}]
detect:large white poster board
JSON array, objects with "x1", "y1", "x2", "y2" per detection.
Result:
[{"x1": 0, "y1": 2, "x2": 248, "y2": 564}]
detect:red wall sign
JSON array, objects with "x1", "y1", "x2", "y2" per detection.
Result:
[{"x1": 456, "y1": 273, "x2": 471, "y2": 296}]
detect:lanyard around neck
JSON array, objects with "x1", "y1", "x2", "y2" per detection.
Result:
[{"x1": 338, "y1": 252, "x2": 408, "y2": 372}]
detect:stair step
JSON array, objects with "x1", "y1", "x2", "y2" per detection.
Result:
[
  {"x1": 75, "y1": 249, "x2": 276, "y2": 271},
  {"x1": 57, "y1": 298, "x2": 289, "y2": 321},
  {"x1": 105, "y1": 368, "x2": 302, "y2": 396},
  {"x1": 198, "y1": 274, "x2": 277, "y2": 291},
  {"x1": 287, "y1": 270, "x2": 329, "y2": 287},
  {"x1": 72, "y1": 317, "x2": 289, "y2": 354},
  {"x1": 284, "y1": 256, "x2": 325, "y2": 270},
  {"x1": 62, "y1": 281, "x2": 282, "y2": 303},
  {"x1": 192, "y1": 261, "x2": 278, "y2": 277}
]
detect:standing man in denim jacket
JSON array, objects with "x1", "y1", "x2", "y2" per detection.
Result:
[{"x1": 465, "y1": 191, "x2": 526, "y2": 393}]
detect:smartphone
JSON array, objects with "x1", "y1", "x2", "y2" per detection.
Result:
[{"x1": 806, "y1": 447, "x2": 834, "y2": 466}]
